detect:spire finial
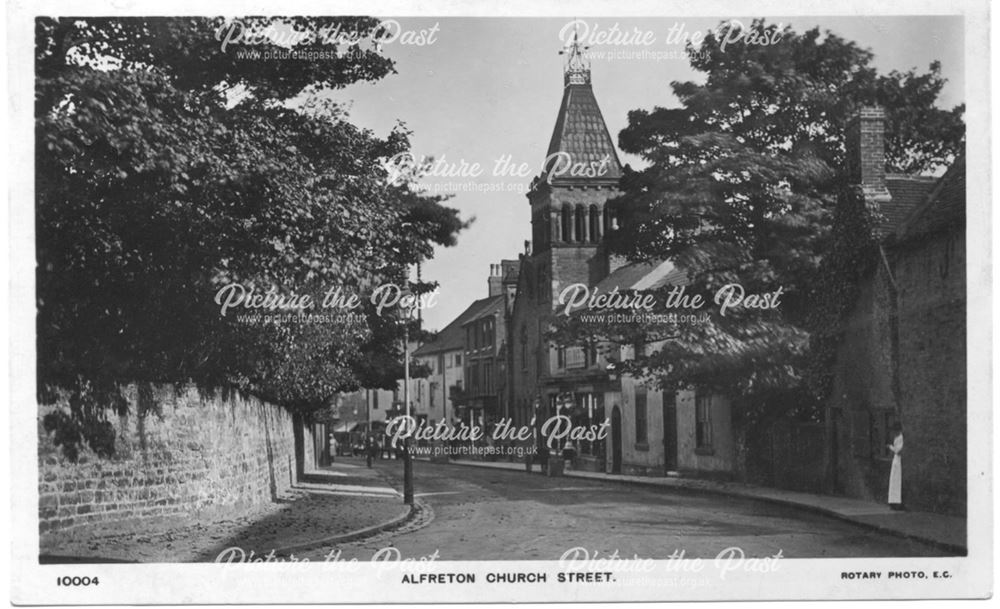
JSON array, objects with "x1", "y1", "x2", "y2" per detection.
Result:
[{"x1": 559, "y1": 20, "x2": 591, "y2": 86}]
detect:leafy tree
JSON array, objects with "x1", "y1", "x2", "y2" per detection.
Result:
[
  {"x1": 35, "y1": 17, "x2": 465, "y2": 450},
  {"x1": 586, "y1": 20, "x2": 964, "y2": 420}
]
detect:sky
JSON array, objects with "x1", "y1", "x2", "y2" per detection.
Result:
[{"x1": 319, "y1": 16, "x2": 965, "y2": 332}]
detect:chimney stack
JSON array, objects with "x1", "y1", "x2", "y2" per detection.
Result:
[
  {"x1": 487, "y1": 263, "x2": 503, "y2": 297},
  {"x1": 846, "y1": 106, "x2": 891, "y2": 203}
]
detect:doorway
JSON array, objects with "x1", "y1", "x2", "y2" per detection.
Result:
[
  {"x1": 662, "y1": 393, "x2": 678, "y2": 472},
  {"x1": 611, "y1": 405, "x2": 622, "y2": 474}
]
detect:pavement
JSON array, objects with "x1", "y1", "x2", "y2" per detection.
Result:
[
  {"x1": 41, "y1": 458, "x2": 413, "y2": 563},
  {"x1": 419, "y1": 457, "x2": 967, "y2": 555}
]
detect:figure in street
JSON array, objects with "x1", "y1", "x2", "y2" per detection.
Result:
[{"x1": 887, "y1": 423, "x2": 904, "y2": 510}]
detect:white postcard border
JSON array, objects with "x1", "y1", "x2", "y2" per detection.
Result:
[{"x1": 7, "y1": 0, "x2": 993, "y2": 604}]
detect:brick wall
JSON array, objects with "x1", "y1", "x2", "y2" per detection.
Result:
[
  {"x1": 894, "y1": 230, "x2": 966, "y2": 515},
  {"x1": 827, "y1": 269, "x2": 897, "y2": 502},
  {"x1": 827, "y1": 228, "x2": 966, "y2": 515},
  {"x1": 38, "y1": 383, "x2": 297, "y2": 543}
]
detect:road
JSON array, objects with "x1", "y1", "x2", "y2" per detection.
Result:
[{"x1": 302, "y1": 458, "x2": 938, "y2": 561}]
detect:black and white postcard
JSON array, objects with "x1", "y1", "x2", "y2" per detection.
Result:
[{"x1": 8, "y1": 0, "x2": 993, "y2": 603}]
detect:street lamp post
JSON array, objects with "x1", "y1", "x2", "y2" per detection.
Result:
[{"x1": 401, "y1": 282, "x2": 415, "y2": 506}]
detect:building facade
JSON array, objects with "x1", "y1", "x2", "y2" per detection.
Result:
[
  {"x1": 825, "y1": 107, "x2": 966, "y2": 516},
  {"x1": 411, "y1": 313, "x2": 472, "y2": 428},
  {"x1": 506, "y1": 38, "x2": 735, "y2": 476}
]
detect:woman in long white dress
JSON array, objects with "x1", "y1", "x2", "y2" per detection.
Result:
[{"x1": 887, "y1": 424, "x2": 904, "y2": 510}]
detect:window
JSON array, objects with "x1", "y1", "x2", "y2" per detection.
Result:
[
  {"x1": 556, "y1": 346, "x2": 565, "y2": 369},
  {"x1": 465, "y1": 362, "x2": 479, "y2": 395},
  {"x1": 438, "y1": 354, "x2": 445, "y2": 373},
  {"x1": 483, "y1": 361, "x2": 494, "y2": 393},
  {"x1": 454, "y1": 354, "x2": 462, "y2": 366},
  {"x1": 561, "y1": 207, "x2": 572, "y2": 242},
  {"x1": 696, "y1": 395, "x2": 713, "y2": 450},
  {"x1": 575, "y1": 205, "x2": 585, "y2": 242},
  {"x1": 479, "y1": 318, "x2": 494, "y2": 349},
  {"x1": 589, "y1": 205, "x2": 600, "y2": 242},
  {"x1": 429, "y1": 382, "x2": 437, "y2": 409},
  {"x1": 635, "y1": 386, "x2": 648, "y2": 445},
  {"x1": 565, "y1": 346, "x2": 585, "y2": 369},
  {"x1": 373, "y1": 391, "x2": 379, "y2": 410}
]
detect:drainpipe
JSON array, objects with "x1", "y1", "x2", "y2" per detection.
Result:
[{"x1": 879, "y1": 244, "x2": 902, "y2": 414}]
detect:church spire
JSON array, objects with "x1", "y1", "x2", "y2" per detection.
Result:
[
  {"x1": 559, "y1": 24, "x2": 591, "y2": 87},
  {"x1": 543, "y1": 23, "x2": 621, "y2": 183}
]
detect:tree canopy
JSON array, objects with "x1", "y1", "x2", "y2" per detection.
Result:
[
  {"x1": 575, "y1": 20, "x2": 964, "y2": 418},
  {"x1": 36, "y1": 17, "x2": 465, "y2": 417}
]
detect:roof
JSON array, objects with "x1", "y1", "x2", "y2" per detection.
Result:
[
  {"x1": 413, "y1": 295, "x2": 502, "y2": 356},
  {"x1": 596, "y1": 260, "x2": 678, "y2": 292},
  {"x1": 896, "y1": 154, "x2": 966, "y2": 242},
  {"x1": 563, "y1": 260, "x2": 685, "y2": 314},
  {"x1": 463, "y1": 294, "x2": 504, "y2": 326},
  {"x1": 882, "y1": 174, "x2": 937, "y2": 233},
  {"x1": 544, "y1": 83, "x2": 623, "y2": 182}
]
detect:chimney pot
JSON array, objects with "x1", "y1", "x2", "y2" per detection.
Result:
[{"x1": 487, "y1": 263, "x2": 503, "y2": 297}]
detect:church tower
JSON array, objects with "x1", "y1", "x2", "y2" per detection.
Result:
[
  {"x1": 508, "y1": 32, "x2": 625, "y2": 428},
  {"x1": 527, "y1": 32, "x2": 624, "y2": 304}
]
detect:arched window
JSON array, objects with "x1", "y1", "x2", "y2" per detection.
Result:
[
  {"x1": 561, "y1": 206, "x2": 572, "y2": 243},
  {"x1": 575, "y1": 205, "x2": 585, "y2": 243},
  {"x1": 589, "y1": 205, "x2": 601, "y2": 242}
]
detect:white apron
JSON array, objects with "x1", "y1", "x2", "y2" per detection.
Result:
[{"x1": 888, "y1": 432, "x2": 903, "y2": 505}]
